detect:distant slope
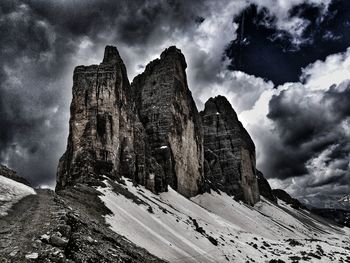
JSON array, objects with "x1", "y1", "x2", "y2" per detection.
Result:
[
  {"x1": 0, "y1": 175, "x2": 36, "y2": 216},
  {"x1": 0, "y1": 165, "x2": 31, "y2": 186},
  {"x1": 99, "y1": 178, "x2": 350, "y2": 263},
  {"x1": 311, "y1": 208, "x2": 350, "y2": 228}
]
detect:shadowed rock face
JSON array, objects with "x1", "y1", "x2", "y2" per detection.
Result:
[
  {"x1": 131, "y1": 46, "x2": 204, "y2": 197},
  {"x1": 200, "y1": 96, "x2": 260, "y2": 205},
  {"x1": 257, "y1": 170, "x2": 277, "y2": 203}
]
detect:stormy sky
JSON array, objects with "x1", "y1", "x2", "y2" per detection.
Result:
[{"x1": 0, "y1": 0, "x2": 349, "y2": 207}]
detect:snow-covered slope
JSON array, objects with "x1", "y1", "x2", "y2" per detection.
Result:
[
  {"x1": 0, "y1": 175, "x2": 36, "y2": 216},
  {"x1": 98, "y1": 178, "x2": 350, "y2": 263}
]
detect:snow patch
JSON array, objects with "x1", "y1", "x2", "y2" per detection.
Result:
[
  {"x1": 0, "y1": 175, "x2": 36, "y2": 216},
  {"x1": 25, "y1": 252, "x2": 38, "y2": 259},
  {"x1": 98, "y1": 179, "x2": 350, "y2": 263}
]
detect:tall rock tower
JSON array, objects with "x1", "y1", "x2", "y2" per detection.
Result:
[
  {"x1": 132, "y1": 46, "x2": 204, "y2": 197},
  {"x1": 57, "y1": 45, "x2": 203, "y2": 198},
  {"x1": 57, "y1": 45, "x2": 260, "y2": 204},
  {"x1": 56, "y1": 46, "x2": 136, "y2": 190},
  {"x1": 200, "y1": 96, "x2": 260, "y2": 205}
]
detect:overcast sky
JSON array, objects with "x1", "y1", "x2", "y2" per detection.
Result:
[{"x1": 0, "y1": 0, "x2": 349, "y2": 207}]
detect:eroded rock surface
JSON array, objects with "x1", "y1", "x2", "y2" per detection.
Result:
[
  {"x1": 56, "y1": 46, "x2": 136, "y2": 190},
  {"x1": 132, "y1": 46, "x2": 204, "y2": 197},
  {"x1": 57, "y1": 45, "x2": 203, "y2": 197},
  {"x1": 200, "y1": 96, "x2": 260, "y2": 205},
  {"x1": 57, "y1": 45, "x2": 262, "y2": 203}
]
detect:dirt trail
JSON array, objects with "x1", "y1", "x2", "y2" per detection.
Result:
[{"x1": 0, "y1": 189, "x2": 66, "y2": 262}]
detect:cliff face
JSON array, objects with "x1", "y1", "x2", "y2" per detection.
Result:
[
  {"x1": 56, "y1": 46, "x2": 136, "y2": 190},
  {"x1": 131, "y1": 46, "x2": 204, "y2": 197},
  {"x1": 200, "y1": 96, "x2": 260, "y2": 205},
  {"x1": 57, "y1": 45, "x2": 260, "y2": 204},
  {"x1": 57, "y1": 46, "x2": 203, "y2": 197}
]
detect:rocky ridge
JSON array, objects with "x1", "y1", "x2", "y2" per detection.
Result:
[{"x1": 57, "y1": 45, "x2": 260, "y2": 204}]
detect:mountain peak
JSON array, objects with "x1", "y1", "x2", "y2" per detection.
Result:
[
  {"x1": 201, "y1": 95, "x2": 259, "y2": 205},
  {"x1": 102, "y1": 45, "x2": 121, "y2": 64},
  {"x1": 57, "y1": 45, "x2": 261, "y2": 204},
  {"x1": 159, "y1": 46, "x2": 187, "y2": 68}
]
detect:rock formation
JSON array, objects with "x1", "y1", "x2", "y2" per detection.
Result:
[
  {"x1": 57, "y1": 46, "x2": 203, "y2": 198},
  {"x1": 200, "y1": 96, "x2": 260, "y2": 205},
  {"x1": 131, "y1": 46, "x2": 204, "y2": 197},
  {"x1": 256, "y1": 170, "x2": 277, "y2": 203},
  {"x1": 56, "y1": 46, "x2": 136, "y2": 190},
  {"x1": 57, "y1": 45, "x2": 261, "y2": 204}
]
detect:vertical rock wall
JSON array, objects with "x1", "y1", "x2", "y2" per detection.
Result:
[
  {"x1": 57, "y1": 46, "x2": 203, "y2": 197},
  {"x1": 132, "y1": 47, "x2": 204, "y2": 197},
  {"x1": 56, "y1": 46, "x2": 135, "y2": 190},
  {"x1": 200, "y1": 96, "x2": 260, "y2": 205},
  {"x1": 57, "y1": 45, "x2": 260, "y2": 204}
]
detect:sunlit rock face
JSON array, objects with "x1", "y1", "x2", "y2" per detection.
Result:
[
  {"x1": 200, "y1": 96, "x2": 260, "y2": 205},
  {"x1": 131, "y1": 46, "x2": 204, "y2": 197},
  {"x1": 56, "y1": 46, "x2": 138, "y2": 190}
]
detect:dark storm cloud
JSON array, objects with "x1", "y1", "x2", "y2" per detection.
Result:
[
  {"x1": 227, "y1": 1, "x2": 350, "y2": 85},
  {"x1": 0, "y1": 0, "x2": 349, "y2": 209},
  {"x1": 266, "y1": 81, "x2": 350, "y2": 187},
  {"x1": 0, "y1": 0, "x2": 224, "y2": 186},
  {"x1": 26, "y1": 0, "x2": 204, "y2": 45}
]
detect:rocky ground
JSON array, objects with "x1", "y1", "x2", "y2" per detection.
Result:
[{"x1": 0, "y1": 187, "x2": 165, "y2": 263}]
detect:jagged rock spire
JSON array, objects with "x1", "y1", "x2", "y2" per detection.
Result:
[
  {"x1": 56, "y1": 45, "x2": 260, "y2": 205},
  {"x1": 56, "y1": 45, "x2": 133, "y2": 190},
  {"x1": 200, "y1": 95, "x2": 260, "y2": 205},
  {"x1": 57, "y1": 45, "x2": 204, "y2": 198},
  {"x1": 131, "y1": 46, "x2": 204, "y2": 197},
  {"x1": 102, "y1": 45, "x2": 121, "y2": 64}
]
